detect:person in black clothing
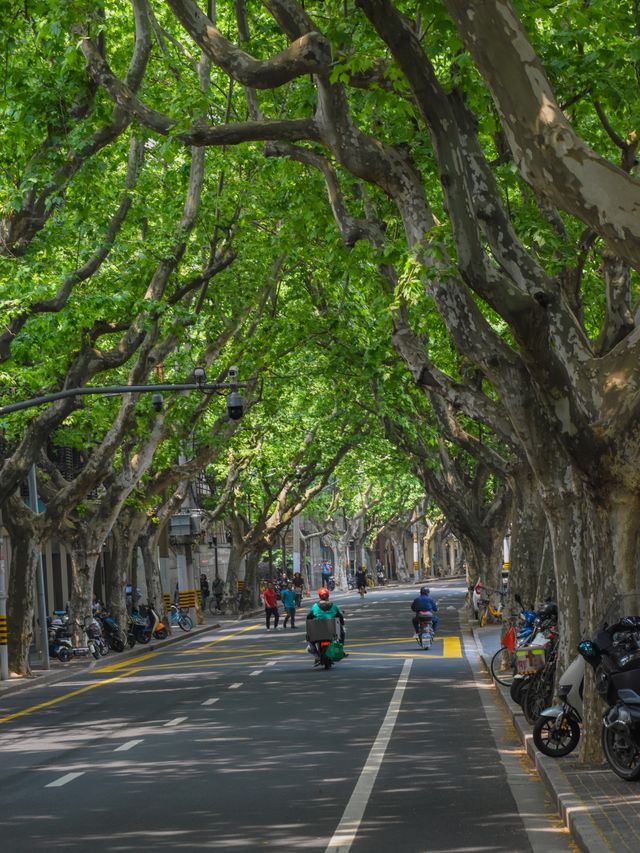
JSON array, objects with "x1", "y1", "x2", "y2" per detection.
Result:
[
  {"x1": 200, "y1": 574, "x2": 210, "y2": 611},
  {"x1": 355, "y1": 567, "x2": 368, "y2": 597}
]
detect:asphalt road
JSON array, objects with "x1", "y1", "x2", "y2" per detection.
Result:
[{"x1": 0, "y1": 582, "x2": 569, "y2": 852}]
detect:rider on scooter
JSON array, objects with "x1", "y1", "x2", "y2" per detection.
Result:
[
  {"x1": 306, "y1": 588, "x2": 346, "y2": 663},
  {"x1": 411, "y1": 587, "x2": 439, "y2": 635}
]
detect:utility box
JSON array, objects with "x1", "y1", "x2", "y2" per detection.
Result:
[{"x1": 169, "y1": 515, "x2": 192, "y2": 538}]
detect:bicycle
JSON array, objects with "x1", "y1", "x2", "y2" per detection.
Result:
[
  {"x1": 208, "y1": 594, "x2": 224, "y2": 615},
  {"x1": 169, "y1": 605, "x2": 193, "y2": 632},
  {"x1": 479, "y1": 589, "x2": 505, "y2": 627}
]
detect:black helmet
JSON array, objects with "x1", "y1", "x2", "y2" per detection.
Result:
[
  {"x1": 420, "y1": 587, "x2": 430, "y2": 596},
  {"x1": 540, "y1": 601, "x2": 557, "y2": 618}
]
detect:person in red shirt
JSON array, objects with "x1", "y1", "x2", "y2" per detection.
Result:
[{"x1": 262, "y1": 582, "x2": 280, "y2": 630}]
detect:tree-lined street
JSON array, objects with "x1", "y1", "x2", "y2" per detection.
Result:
[{"x1": 0, "y1": 584, "x2": 567, "y2": 852}]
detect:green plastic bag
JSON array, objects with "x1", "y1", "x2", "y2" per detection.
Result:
[{"x1": 325, "y1": 640, "x2": 345, "y2": 661}]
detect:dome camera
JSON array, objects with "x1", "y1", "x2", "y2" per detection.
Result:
[
  {"x1": 226, "y1": 390, "x2": 245, "y2": 420},
  {"x1": 151, "y1": 393, "x2": 164, "y2": 412}
]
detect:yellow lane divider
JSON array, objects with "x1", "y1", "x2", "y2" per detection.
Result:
[
  {"x1": 0, "y1": 669, "x2": 141, "y2": 726},
  {"x1": 95, "y1": 651, "x2": 161, "y2": 673},
  {"x1": 186, "y1": 623, "x2": 259, "y2": 652}
]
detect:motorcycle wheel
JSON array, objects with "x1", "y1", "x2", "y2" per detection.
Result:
[
  {"x1": 154, "y1": 627, "x2": 168, "y2": 640},
  {"x1": 99, "y1": 641, "x2": 109, "y2": 657},
  {"x1": 523, "y1": 675, "x2": 548, "y2": 725},
  {"x1": 491, "y1": 647, "x2": 516, "y2": 686},
  {"x1": 135, "y1": 628, "x2": 151, "y2": 645},
  {"x1": 110, "y1": 637, "x2": 125, "y2": 653},
  {"x1": 602, "y1": 724, "x2": 640, "y2": 780},
  {"x1": 510, "y1": 676, "x2": 529, "y2": 706},
  {"x1": 127, "y1": 632, "x2": 136, "y2": 648},
  {"x1": 533, "y1": 715, "x2": 580, "y2": 757},
  {"x1": 57, "y1": 646, "x2": 71, "y2": 663},
  {"x1": 90, "y1": 643, "x2": 101, "y2": 660}
]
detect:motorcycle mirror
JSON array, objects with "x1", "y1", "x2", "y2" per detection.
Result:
[{"x1": 577, "y1": 640, "x2": 599, "y2": 659}]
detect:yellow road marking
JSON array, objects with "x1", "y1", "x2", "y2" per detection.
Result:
[
  {"x1": 187, "y1": 624, "x2": 259, "y2": 651},
  {"x1": 95, "y1": 652, "x2": 161, "y2": 673},
  {"x1": 0, "y1": 670, "x2": 140, "y2": 726}
]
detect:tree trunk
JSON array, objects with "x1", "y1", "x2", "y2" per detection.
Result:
[
  {"x1": 139, "y1": 532, "x2": 166, "y2": 624},
  {"x1": 241, "y1": 550, "x2": 260, "y2": 611},
  {"x1": 67, "y1": 545, "x2": 101, "y2": 643},
  {"x1": 224, "y1": 544, "x2": 244, "y2": 613},
  {"x1": 507, "y1": 464, "x2": 549, "y2": 613},
  {"x1": 5, "y1": 515, "x2": 40, "y2": 675},
  {"x1": 388, "y1": 527, "x2": 411, "y2": 582}
]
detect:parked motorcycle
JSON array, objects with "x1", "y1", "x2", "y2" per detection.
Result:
[
  {"x1": 415, "y1": 611, "x2": 435, "y2": 650},
  {"x1": 47, "y1": 613, "x2": 101, "y2": 661},
  {"x1": 532, "y1": 655, "x2": 584, "y2": 757},
  {"x1": 95, "y1": 611, "x2": 127, "y2": 652},
  {"x1": 579, "y1": 602, "x2": 640, "y2": 780},
  {"x1": 130, "y1": 604, "x2": 168, "y2": 643}
]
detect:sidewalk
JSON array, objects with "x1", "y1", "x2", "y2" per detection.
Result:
[{"x1": 473, "y1": 623, "x2": 640, "y2": 853}]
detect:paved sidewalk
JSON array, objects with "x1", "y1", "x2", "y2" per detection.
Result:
[{"x1": 473, "y1": 623, "x2": 640, "y2": 853}]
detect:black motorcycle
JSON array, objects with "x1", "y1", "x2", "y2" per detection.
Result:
[{"x1": 579, "y1": 612, "x2": 640, "y2": 780}]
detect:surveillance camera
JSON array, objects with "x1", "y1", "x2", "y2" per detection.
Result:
[
  {"x1": 228, "y1": 365, "x2": 239, "y2": 380},
  {"x1": 193, "y1": 366, "x2": 206, "y2": 384},
  {"x1": 151, "y1": 393, "x2": 163, "y2": 412},
  {"x1": 226, "y1": 390, "x2": 244, "y2": 420}
]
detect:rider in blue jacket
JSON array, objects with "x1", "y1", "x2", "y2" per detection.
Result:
[{"x1": 411, "y1": 587, "x2": 439, "y2": 634}]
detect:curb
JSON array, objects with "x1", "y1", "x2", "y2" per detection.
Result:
[{"x1": 471, "y1": 625, "x2": 610, "y2": 853}]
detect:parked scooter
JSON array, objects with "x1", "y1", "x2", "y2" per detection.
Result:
[
  {"x1": 532, "y1": 655, "x2": 584, "y2": 757},
  {"x1": 95, "y1": 611, "x2": 127, "y2": 652},
  {"x1": 130, "y1": 603, "x2": 168, "y2": 643},
  {"x1": 578, "y1": 602, "x2": 640, "y2": 780},
  {"x1": 47, "y1": 612, "x2": 101, "y2": 661},
  {"x1": 415, "y1": 611, "x2": 435, "y2": 650}
]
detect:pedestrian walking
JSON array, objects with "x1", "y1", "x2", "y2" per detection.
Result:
[
  {"x1": 211, "y1": 576, "x2": 224, "y2": 611},
  {"x1": 321, "y1": 563, "x2": 331, "y2": 589},
  {"x1": 200, "y1": 573, "x2": 210, "y2": 611},
  {"x1": 281, "y1": 581, "x2": 297, "y2": 629},
  {"x1": 263, "y1": 582, "x2": 280, "y2": 630},
  {"x1": 293, "y1": 571, "x2": 305, "y2": 607}
]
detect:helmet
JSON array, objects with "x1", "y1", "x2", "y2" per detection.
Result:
[
  {"x1": 540, "y1": 601, "x2": 558, "y2": 619},
  {"x1": 420, "y1": 587, "x2": 430, "y2": 596},
  {"x1": 318, "y1": 588, "x2": 330, "y2": 600}
]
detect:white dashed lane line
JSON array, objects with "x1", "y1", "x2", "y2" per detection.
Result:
[
  {"x1": 228, "y1": 683, "x2": 243, "y2": 689},
  {"x1": 45, "y1": 772, "x2": 85, "y2": 788},
  {"x1": 202, "y1": 698, "x2": 219, "y2": 706},
  {"x1": 249, "y1": 670, "x2": 263, "y2": 676},
  {"x1": 113, "y1": 739, "x2": 144, "y2": 752},
  {"x1": 164, "y1": 717, "x2": 188, "y2": 727}
]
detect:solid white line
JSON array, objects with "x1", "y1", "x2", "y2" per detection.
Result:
[
  {"x1": 113, "y1": 739, "x2": 144, "y2": 752},
  {"x1": 164, "y1": 717, "x2": 188, "y2": 727},
  {"x1": 249, "y1": 670, "x2": 263, "y2": 676},
  {"x1": 202, "y1": 698, "x2": 219, "y2": 706},
  {"x1": 325, "y1": 658, "x2": 413, "y2": 852},
  {"x1": 228, "y1": 683, "x2": 242, "y2": 689},
  {"x1": 45, "y1": 772, "x2": 85, "y2": 788}
]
